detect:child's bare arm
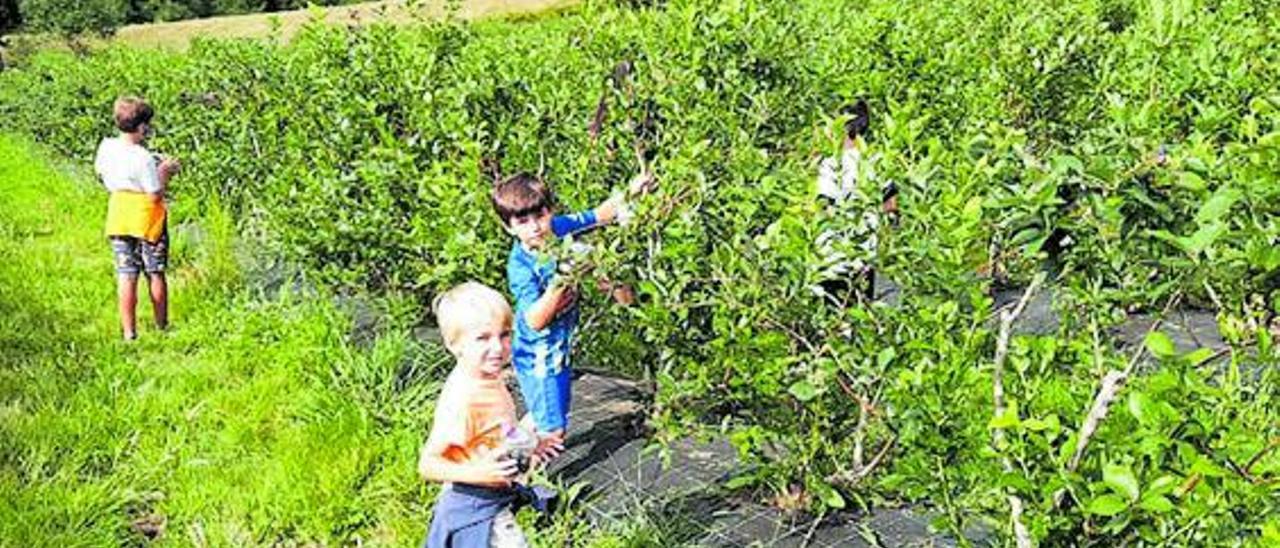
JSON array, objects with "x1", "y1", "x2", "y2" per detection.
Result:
[
  {"x1": 417, "y1": 442, "x2": 517, "y2": 487},
  {"x1": 523, "y1": 283, "x2": 577, "y2": 331},
  {"x1": 531, "y1": 435, "x2": 565, "y2": 466},
  {"x1": 592, "y1": 172, "x2": 657, "y2": 226},
  {"x1": 593, "y1": 196, "x2": 622, "y2": 225}
]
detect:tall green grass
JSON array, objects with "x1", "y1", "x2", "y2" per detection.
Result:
[{"x1": 0, "y1": 133, "x2": 449, "y2": 545}]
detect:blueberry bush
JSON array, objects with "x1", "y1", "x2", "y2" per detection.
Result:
[{"x1": 3, "y1": 0, "x2": 1279, "y2": 543}]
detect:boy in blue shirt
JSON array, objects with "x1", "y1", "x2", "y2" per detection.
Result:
[{"x1": 490, "y1": 172, "x2": 655, "y2": 442}]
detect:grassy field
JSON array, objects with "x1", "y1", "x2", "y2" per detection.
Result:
[
  {"x1": 112, "y1": 0, "x2": 577, "y2": 50},
  {"x1": 0, "y1": 134, "x2": 451, "y2": 545}
]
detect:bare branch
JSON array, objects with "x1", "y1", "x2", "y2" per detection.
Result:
[
  {"x1": 991, "y1": 273, "x2": 1045, "y2": 548},
  {"x1": 1053, "y1": 291, "x2": 1183, "y2": 509},
  {"x1": 1066, "y1": 370, "x2": 1127, "y2": 472},
  {"x1": 1245, "y1": 438, "x2": 1280, "y2": 477}
]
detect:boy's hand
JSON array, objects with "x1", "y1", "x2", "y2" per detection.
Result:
[
  {"x1": 627, "y1": 172, "x2": 657, "y2": 198},
  {"x1": 531, "y1": 433, "x2": 565, "y2": 466},
  {"x1": 556, "y1": 285, "x2": 579, "y2": 312},
  {"x1": 477, "y1": 453, "x2": 520, "y2": 486},
  {"x1": 612, "y1": 284, "x2": 636, "y2": 306},
  {"x1": 158, "y1": 157, "x2": 181, "y2": 177}
]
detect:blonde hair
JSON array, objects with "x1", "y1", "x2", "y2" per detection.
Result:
[{"x1": 433, "y1": 282, "x2": 513, "y2": 350}]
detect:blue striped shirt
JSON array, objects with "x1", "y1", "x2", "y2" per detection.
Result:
[{"x1": 507, "y1": 210, "x2": 598, "y2": 380}]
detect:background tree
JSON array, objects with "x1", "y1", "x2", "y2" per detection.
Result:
[
  {"x1": 19, "y1": 0, "x2": 127, "y2": 37},
  {"x1": 0, "y1": 0, "x2": 20, "y2": 35}
]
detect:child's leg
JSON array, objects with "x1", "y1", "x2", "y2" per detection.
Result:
[
  {"x1": 488, "y1": 508, "x2": 528, "y2": 548},
  {"x1": 142, "y1": 228, "x2": 169, "y2": 330},
  {"x1": 116, "y1": 274, "x2": 139, "y2": 339},
  {"x1": 513, "y1": 366, "x2": 573, "y2": 436},
  {"x1": 110, "y1": 236, "x2": 143, "y2": 340},
  {"x1": 147, "y1": 273, "x2": 168, "y2": 330}
]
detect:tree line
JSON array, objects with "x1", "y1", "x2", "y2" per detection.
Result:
[{"x1": 1, "y1": 0, "x2": 360, "y2": 37}]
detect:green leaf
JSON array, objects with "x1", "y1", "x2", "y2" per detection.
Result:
[
  {"x1": 1184, "y1": 222, "x2": 1226, "y2": 255},
  {"x1": 1087, "y1": 494, "x2": 1129, "y2": 516},
  {"x1": 1023, "y1": 414, "x2": 1060, "y2": 432},
  {"x1": 1194, "y1": 188, "x2": 1240, "y2": 225},
  {"x1": 1176, "y1": 171, "x2": 1206, "y2": 191},
  {"x1": 725, "y1": 474, "x2": 756, "y2": 490},
  {"x1": 877, "y1": 347, "x2": 897, "y2": 369},
  {"x1": 1052, "y1": 154, "x2": 1084, "y2": 175},
  {"x1": 988, "y1": 400, "x2": 1020, "y2": 429},
  {"x1": 1263, "y1": 520, "x2": 1280, "y2": 543},
  {"x1": 1104, "y1": 462, "x2": 1141, "y2": 501},
  {"x1": 1147, "y1": 475, "x2": 1180, "y2": 495},
  {"x1": 1148, "y1": 229, "x2": 1189, "y2": 254},
  {"x1": 1139, "y1": 494, "x2": 1174, "y2": 513},
  {"x1": 1059, "y1": 432, "x2": 1079, "y2": 464},
  {"x1": 1145, "y1": 331, "x2": 1177, "y2": 359},
  {"x1": 1127, "y1": 391, "x2": 1151, "y2": 424},
  {"x1": 1183, "y1": 347, "x2": 1217, "y2": 365},
  {"x1": 809, "y1": 478, "x2": 846, "y2": 509},
  {"x1": 788, "y1": 380, "x2": 818, "y2": 402},
  {"x1": 1189, "y1": 457, "x2": 1227, "y2": 478},
  {"x1": 962, "y1": 196, "x2": 983, "y2": 222}
]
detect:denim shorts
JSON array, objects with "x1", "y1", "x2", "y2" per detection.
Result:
[
  {"x1": 109, "y1": 227, "x2": 168, "y2": 275},
  {"x1": 513, "y1": 365, "x2": 572, "y2": 433}
]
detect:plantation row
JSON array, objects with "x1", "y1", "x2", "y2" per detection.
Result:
[{"x1": 3, "y1": 0, "x2": 1279, "y2": 543}]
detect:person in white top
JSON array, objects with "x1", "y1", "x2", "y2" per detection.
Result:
[
  {"x1": 814, "y1": 100, "x2": 899, "y2": 307},
  {"x1": 94, "y1": 96, "x2": 181, "y2": 341}
]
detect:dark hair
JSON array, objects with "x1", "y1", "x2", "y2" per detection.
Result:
[
  {"x1": 841, "y1": 99, "x2": 870, "y2": 140},
  {"x1": 491, "y1": 172, "x2": 554, "y2": 225},
  {"x1": 113, "y1": 96, "x2": 154, "y2": 133}
]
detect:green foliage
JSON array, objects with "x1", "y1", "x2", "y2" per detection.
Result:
[
  {"x1": 18, "y1": 0, "x2": 127, "y2": 37},
  {"x1": 2, "y1": 0, "x2": 1279, "y2": 544}
]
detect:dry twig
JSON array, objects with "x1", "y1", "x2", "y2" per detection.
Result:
[
  {"x1": 992, "y1": 273, "x2": 1045, "y2": 548},
  {"x1": 1053, "y1": 292, "x2": 1183, "y2": 509}
]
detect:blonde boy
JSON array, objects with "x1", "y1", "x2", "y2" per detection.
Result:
[{"x1": 419, "y1": 282, "x2": 562, "y2": 548}]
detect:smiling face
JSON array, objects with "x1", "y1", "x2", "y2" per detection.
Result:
[
  {"x1": 506, "y1": 207, "x2": 554, "y2": 250},
  {"x1": 435, "y1": 282, "x2": 515, "y2": 380},
  {"x1": 447, "y1": 306, "x2": 513, "y2": 379}
]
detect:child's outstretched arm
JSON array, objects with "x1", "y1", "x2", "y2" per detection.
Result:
[{"x1": 592, "y1": 172, "x2": 657, "y2": 225}]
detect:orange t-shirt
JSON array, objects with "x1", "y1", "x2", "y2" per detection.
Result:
[{"x1": 426, "y1": 367, "x2": 519, "y2": 464}]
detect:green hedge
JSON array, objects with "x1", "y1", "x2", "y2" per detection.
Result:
[{"x1": 3, "y1": 0, "x2": 1279, "y2": 543}]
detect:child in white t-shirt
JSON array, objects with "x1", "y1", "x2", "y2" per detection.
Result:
[
  {"x1": 94, "y1": 96, "x2": 181, "y2": 340},
  {"x1": 814, "y1": 99, "x2": 899, "y2": 306}
]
